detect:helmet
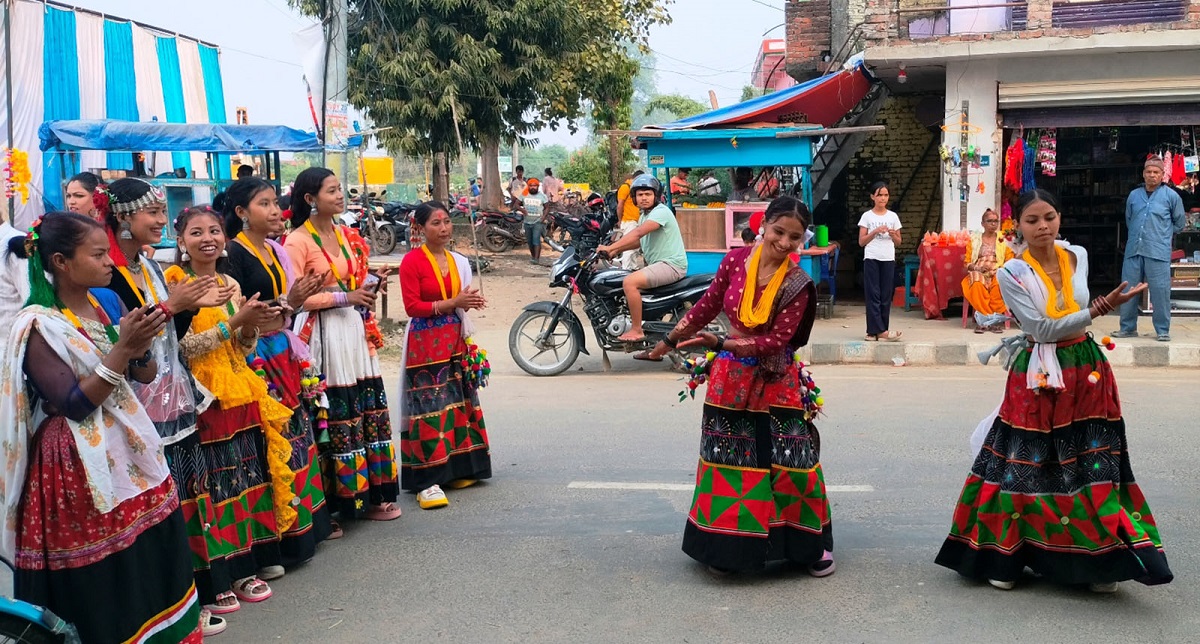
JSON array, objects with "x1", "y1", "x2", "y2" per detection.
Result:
[{"x1": 629, "y1": 174, "x2": 662, "y2": 202}]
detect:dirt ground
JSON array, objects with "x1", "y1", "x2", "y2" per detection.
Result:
[{"x1": 368, "y1": 226, "x2": 569, "y2": 356}]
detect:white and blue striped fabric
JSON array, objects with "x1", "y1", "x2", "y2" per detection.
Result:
[{"x1": 1, "y1": 0, "x2": 228, "y2": 227}]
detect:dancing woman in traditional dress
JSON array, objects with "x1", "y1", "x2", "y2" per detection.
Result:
[
  {"x1": 282, "y1": 168, "x2": 401, "y2": 521},
  {"x1": 0, "y1": 212, "x2": 202, "y2": 642},
  {"x1": 398, "y1": 201, "x2": 491, "y2": 510},
  {"x1": 224, "y1": 177, "x2": 334, "y2": 560},
  {"x1": 935, "y1": 189, "x2": 1173, "y2": 592},
  {"x1": 647, "y1": 196, "x2": 833, "y2": 575}
]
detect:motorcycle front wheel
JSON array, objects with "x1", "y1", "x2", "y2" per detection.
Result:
[
  {"x1": 373, "y1": 224, "x2": 398, "y2": 255},
  {"x1": 508, "y1": 310, "x2": 580, "y2": 376},
  {"x1": 481, "y1": 225, "x2": 512, "y2": 253}
]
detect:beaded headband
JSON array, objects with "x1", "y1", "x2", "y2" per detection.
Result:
[{"x1": 110, "y1": 179, "x2": 166, "y2": 214}]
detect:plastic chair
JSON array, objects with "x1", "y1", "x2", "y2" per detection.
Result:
[{"x1": 902, "y1": 254, "x2": 921, "y2": 311}]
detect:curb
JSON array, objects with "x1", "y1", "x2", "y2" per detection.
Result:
[{"x1": 798, "y1": 340, "x2": 1200, "y2": 368}]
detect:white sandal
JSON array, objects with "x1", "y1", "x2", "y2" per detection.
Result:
[{"x1": 200, "y1": 608, "x2": 227, "y2": 636}]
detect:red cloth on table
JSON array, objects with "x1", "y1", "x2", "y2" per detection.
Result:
[{"x1": 914, "y1": 244, "x2": 967, "y2": 320}]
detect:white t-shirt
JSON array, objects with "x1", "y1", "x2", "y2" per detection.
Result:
[{"x1": 858, "y1": 209, "x2": 902, "y2": 262}]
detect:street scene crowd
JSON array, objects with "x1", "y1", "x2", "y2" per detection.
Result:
[{"x1": 0, "y1": 0, "x2": 1198, "y2": 642}]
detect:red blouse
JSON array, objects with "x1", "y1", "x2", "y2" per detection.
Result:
[
  {"x1": 675, "y1": 245, "x2": 811, "y2": 357},
  {"x1": 399, "y1": 249, "x2": 458, "y2": 318}
]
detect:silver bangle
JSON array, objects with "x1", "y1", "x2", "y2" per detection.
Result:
[{"x1": 95, "y1": 363, "x2": 125, "y2": 386}]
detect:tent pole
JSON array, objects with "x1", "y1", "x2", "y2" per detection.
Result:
[{"x1": 4, "y1": 0, "x2": 15, "y2": 220}]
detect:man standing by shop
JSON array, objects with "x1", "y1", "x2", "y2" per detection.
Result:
[{"x1": 1115, "y1": 156, "x2": 1185, "y2": 342}]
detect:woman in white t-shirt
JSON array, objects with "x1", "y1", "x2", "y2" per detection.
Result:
[{"x1": 857, "y1": 182, "x2": 903, "y2": 341}]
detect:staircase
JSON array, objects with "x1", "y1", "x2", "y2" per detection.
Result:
[{"x1": 808, "y1": 81, "x2": 888, "y2": 204}]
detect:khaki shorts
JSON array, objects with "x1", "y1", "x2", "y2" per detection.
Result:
[{"x1": 637, "y1": 261, "x2": 687, "y2": 288}]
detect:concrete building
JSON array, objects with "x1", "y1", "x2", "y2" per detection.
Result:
[{"x1": 751, "y1": 39, "x2": 798, "y2": 93}]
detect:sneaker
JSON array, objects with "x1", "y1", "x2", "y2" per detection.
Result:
[
  {"x1": 1111, "y1": 330, "x2": 1138, "y2": 339},
  {"x1": 808, "y1": 551, "x2": 836, "y2": 578},
  {"x1": 1157, "y1": 334, "x2": 1170, "y2": 342},
  {"x1": 1089, "y1": 581, "x2": 1119, "y2": 594},
  {"x1": 258, "y1": 565, "x2": 285, "y2": 581},
  {"x1": 417, "y1": 485, "x2": 449, "y2": 510},
  {"x1": 988, "y1": 579, "x2": 1015, "y2": 590},
  {"x1": 200, "y1": 609, "x2": 227, "y2": 637}
]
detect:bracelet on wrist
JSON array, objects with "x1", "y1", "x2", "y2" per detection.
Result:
[
  {"x1": 714, "y1": 336, "x2": 726, "y2": 353},
  {"x1": 663, "y1": 335, "x2": 678, "y2": 349},
  {"x1": 95, "y1": 363, "x2": 125, "y2": 386},
  {"x1": 217, "y1": 321, "x2": 231, "y2": 340},
  {"x1": 128, "y1": 350, "x2": 152, "y2": 369},
  {"x1": 157, "y1": 302, "x2": 173, "y2": 319}
]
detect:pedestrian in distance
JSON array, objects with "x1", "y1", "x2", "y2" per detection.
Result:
[
  {"x1": 858, "y1": 181, "x2": 902, "y2": 341},
  {"x1": 519, "y1": 178, "x2": 549, "y2": 265},
  {"x1": 647, "y1": 195, "x2": 834, "y2": 577},
  {"x1": 935, "y1": 188, "x2": 1172, "y2": 593},
  {"x1": 1113, "y1": 156, "x2": 1185, "y2": 342}
]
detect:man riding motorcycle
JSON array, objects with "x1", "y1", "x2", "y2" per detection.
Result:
[{"x1": 596, "y1": 175, "x2": 688, "y2": 343}]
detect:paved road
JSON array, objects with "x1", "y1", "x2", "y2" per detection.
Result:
[{"x1": 218, "y1": 363, "x2": 1197, "y2": 643}]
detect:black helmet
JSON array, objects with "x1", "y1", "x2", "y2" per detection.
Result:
[{"x1": 630, "y1": 174, "x2": 662, "y2": 202}]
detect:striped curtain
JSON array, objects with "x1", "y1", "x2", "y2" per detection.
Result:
[
  {"x1": 10, "y1": 0, "x2": 43, "y2": 226},
  {"x1": 155, "y1": 36, "x2": 190, "y2": 175},
  {"x1": 42, "y1": 6, "x2": 81, "y2": 210},
  {"x1": 177, "y1": 40, "x2": 209, "y2": 178},
  {"x1": 75, "y1": 12, "x2": 106, "y2": 173},
  {"x1": 103, "y1": 20, "x2": 138, "y2": 170},
  {"x1": 199, "y1": 44, "x2": 230, "y2": 180}
]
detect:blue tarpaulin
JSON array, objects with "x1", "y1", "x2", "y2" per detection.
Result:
[{"x1": 39, "y1": 119, "x2": 322, "y2": 153}]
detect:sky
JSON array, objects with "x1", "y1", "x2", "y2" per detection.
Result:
[{"x1": 76, "y1": 0, "x2": 786, "y2": 150}]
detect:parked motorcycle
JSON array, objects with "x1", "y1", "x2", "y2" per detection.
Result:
[
  {"x1": 546, "y1": 192, "x2": 610, "y2": 253},
  {"x1": 508, "y1": 246, "x2": 728, "y2": 376},
  {"x1": 474, "y1": 208, "x2": 526, "y2": 252},
  {"x1": 344, "y1": 188, "x2": 406, "y2": 255}
]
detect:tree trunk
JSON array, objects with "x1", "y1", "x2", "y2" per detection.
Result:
[
  {"x1": 608, "y1": 133, "x2": 622, "y2": 189},
  {"x1": 432, "y1": 152, "x2": 450, "y2": 202},
  {"x1": 480, "y1": 137, "x2": 504, "y2": 211}
]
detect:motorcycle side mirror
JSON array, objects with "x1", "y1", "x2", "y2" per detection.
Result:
[
  {"x1": 368, "y1": 191, "x2": 377, "y2": 198},
  {"x1": 350, "y1": 188, "x2": 360, "y2": 195},
  {"x1": 380, "y1": 189, "x2": 387, "y2": 197}
]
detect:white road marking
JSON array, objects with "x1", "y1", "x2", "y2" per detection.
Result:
[{"x1": 568, "y1": 481, "x2": 874, "y2": 493}]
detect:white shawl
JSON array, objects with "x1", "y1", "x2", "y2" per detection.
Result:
[{"x1": 0, "y1": 307, "x2": 169, "y2": 561}]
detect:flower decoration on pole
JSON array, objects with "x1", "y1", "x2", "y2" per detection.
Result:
[{"x1": 4, "y1": 148, "x2": 32, "y2": 204}]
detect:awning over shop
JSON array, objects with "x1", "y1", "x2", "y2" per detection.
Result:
[
  {"x1": 39, "y1": 119, "x2": 322, "y2": 153},
  {"x1": 648, "y1": 58, "x2": 875, "y2": 130}
]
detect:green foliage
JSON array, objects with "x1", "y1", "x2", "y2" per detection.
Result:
[
  {"x1": 559, "y1": 138, "x2": 634, "y2": 193},
  {"x1": 644, "y1": 94, "x2": 708, "y2": 120},
  {"x1": 741, "y1": 85, "x2": 762, "y2": 102},
  {"x1": 518, "y1": 144, "x2": 571, "y2": 176}
]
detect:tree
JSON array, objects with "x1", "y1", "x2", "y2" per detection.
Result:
[
  {"x1": 741, "y1": 85, "x2": 762, "y2": 102},
  {"x1": 644, "y1": 94, "x2": 708, "y2": 120},
  {"x1": 291, "y1": 0, "x2": 671, "y2": 209}
]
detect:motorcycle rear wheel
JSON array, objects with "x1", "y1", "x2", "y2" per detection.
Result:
[
  {"x1": 481, "y1": 225, "x2": 512, "y2": 253},
  {"x1": 508, "y1": 310, "x2": 580, "y2": 377}
]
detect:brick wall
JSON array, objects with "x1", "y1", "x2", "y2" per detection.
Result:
[
  {"x1": 862, "y1": 0, "x2": 1200, "y2": 46},
  {"x1": 845, "y1": 95, "x2": 943, "y2": 255},
  {"x1": 785, "y1": 0, "x2": 833, "y2": 81}
]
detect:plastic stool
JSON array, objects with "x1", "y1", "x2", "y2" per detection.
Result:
[{"x1": 903, "y1": 254, "x2": 921, "y2": 312}]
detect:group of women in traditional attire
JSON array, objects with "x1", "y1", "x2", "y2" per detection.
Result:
[
  {"x1": 0, "y1": 170, "x2": 492, "y2": 643},
  {"x1": 0, "y1": 171, "x2": 1174, "y2": 641}
]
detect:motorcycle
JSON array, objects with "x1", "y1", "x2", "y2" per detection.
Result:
[
  {"x1": 508, "y1": 246, "x2": 728, "y2": 377},
  {"x1": 474, "y1": 208, "x2": 526, "y2": 253},
  {"x1": 344, "y1": 188, "x2": 406, "y2": 255},
  {"x1": 546, "y1": 192, "x2": 610, "y2": 253}
]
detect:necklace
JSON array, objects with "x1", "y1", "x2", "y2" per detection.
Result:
[
  {"x1": 1022, "y1": 247, "x2": 1079, "y2": 319},
  {"x1": 421, "y1": 245, "x2": 460, "y2": 300},
  {"x1": 738, "y1": 245, "x2": 789, "y2": 328},
  {"x1": 236, "y1": 233, "x2": 284, "y2": 299},
  {"x1": 304, "y1": 220, "x2": 356, "y2": 292},
  {"x1": 59, "y1": 293, "x2": 120, "y2": 345}
]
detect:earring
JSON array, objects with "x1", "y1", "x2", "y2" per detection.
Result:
[
  {"x1": 241, "y1": 217, "x2": 249, "y2": 228},
  {"x1": 118, "y1": 220, "x2": 133, "y2": 240},
  {"x1": 180, "y1": 250, "x2": 191, "y2": 262},
  {"x1": 220, "y1": 248, "x2": 229, "y2": 258}
]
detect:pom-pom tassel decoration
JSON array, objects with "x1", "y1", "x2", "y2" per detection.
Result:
[{"x1": 462, "y1": 337, "x2": 491, "y2": 390}]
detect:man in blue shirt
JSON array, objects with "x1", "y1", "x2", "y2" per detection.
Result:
[{"x1": 1115, "y1": 157, "x2": 1185, "y2": 341}]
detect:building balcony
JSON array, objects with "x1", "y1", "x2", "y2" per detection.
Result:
[{"x1": 876, "y1": 0, "x2": 1196, "y2": 42}]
